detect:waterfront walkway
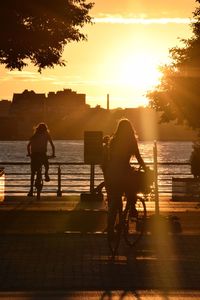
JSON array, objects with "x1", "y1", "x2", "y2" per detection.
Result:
[{"x1": 0, "y1": 196, "x2": 199, "y2": 298}]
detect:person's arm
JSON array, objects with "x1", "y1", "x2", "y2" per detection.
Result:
[
  {"x1": 133, "y1": 138, "x2": 147, "y2": 170},
  {"x1": 48, "y1": 135, "x2": 55, "y2": 157}
]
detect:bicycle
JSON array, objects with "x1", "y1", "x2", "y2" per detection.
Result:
[
  {"x1": 35, "y1": 155, "x2": 56, "y2": 200},
  {"x1": 34, "y1": 162, "x2": 43, "y2": 200},
  {"x1": 27, "y1": 154, "x2": 55, "y2": 200},
  {"x1": 107, "y1": 167, "x2": 153, "y2": 258},
  {"x1": 107, "y1": 194, "x2": 147, "y2": 257}
]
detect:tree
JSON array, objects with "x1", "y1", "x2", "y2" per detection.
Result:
[
  {"x1": 147, "y1": 0, "x2": 200, "y2": 131},
  {"x1": 0, "y1": 0, "x2": 93, "y2": 71}
]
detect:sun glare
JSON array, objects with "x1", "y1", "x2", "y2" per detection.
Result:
[{"x1": 118, "y1": 53, "x2": 162, "y2": 90}]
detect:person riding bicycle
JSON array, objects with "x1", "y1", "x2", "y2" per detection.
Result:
[
  {"x1": 105, "y1": 118, "x2": 148, "y2": 237},
  {"x1": 27, "y1": 122, "x2": 55, "y2": 197}
]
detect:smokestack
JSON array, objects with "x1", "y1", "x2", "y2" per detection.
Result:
[{"x1": 107, "y1": 94, "x2": 110, "y2": 111}]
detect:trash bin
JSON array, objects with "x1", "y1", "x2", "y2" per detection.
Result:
[{"x1": 81, "y1": 131, "x2": 103, "y2": 201}]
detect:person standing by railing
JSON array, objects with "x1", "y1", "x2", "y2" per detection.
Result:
[{"x1": 27, "y1": 123, "x2": 55, "y2": 196}]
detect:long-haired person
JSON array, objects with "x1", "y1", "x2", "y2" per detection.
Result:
[
  {"x1": 105, "y1": 118, "x2": 147, "y2": 237},
  {"x1": 27, "y1": 123, "x2": 55, "y2": 196}
]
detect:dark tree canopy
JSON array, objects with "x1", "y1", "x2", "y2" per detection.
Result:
[
  {"x1": 0, "y1": 0, "x2": 93, "y2": 71},
  {"x1": 147, "y1": 0, "x2": 200, "y2": 131}
]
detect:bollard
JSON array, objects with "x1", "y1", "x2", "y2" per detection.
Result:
[
  {"x1": 153, "y1": 140, "x2": 159, "y2": 215},
  {"x1": 0, "y1": 168, "x2": 5, "y2": 202},
  {"x1": 57, "y1": 165, "x2": 62, "y2": 197},
  {"x1": 147, "y1": 141, "x2": 182, "y2": 234}
]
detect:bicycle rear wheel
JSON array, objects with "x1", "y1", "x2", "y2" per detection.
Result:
[
  {"x1": 123, "y1": 196, "x2": 146, "y2": 247},
  {"x1": 107, "y1": 208, "x2": 122, "y2": 258}
]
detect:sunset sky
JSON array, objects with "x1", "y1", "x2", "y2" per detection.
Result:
[{"x1": 0, "y1": 0, "x2": 196, "y2": 108}]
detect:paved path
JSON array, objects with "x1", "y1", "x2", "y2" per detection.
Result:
[
  {"x1": 0, "y1": 196, "x2": 199, "y2": 298},
  {"x1": 0, "y1": 233, "x2": 200, "y2": 291}
]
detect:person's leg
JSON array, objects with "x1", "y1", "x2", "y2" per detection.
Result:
[
  {"x1": 126, "y1": 192, "x2": 138, "y2": 218},
  {"x1": 27, "y1": 173, "x2": 35, "y2": 196},
  {"x1": 43, "y1": 155, "x2": 50, "y2": 181},
  {"x1": 125, "y1": 171, "x2": 138, "y2": 218},
  {"x1": 107, "y1": 191, "x2": 123, "y2": 236},
  {"x1": 105, "y1": 171, "x2": 123, "y2": 235},
  {"x1": 27, "y1": 158, "x2": 36, "y2": 197}
]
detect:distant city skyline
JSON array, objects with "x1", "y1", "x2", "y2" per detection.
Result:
[
  {"x1": 0, "y1": 88, "x2": 197, "y2": 141},
  {"x1": 0, "y1": 0, "x2": 196, "y2": 108},
  {"x1": 1, "y1": 89, "x2": 114, "y2": 110}
]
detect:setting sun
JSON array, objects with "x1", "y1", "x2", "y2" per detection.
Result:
[
  {"x1": 118, "y1": 52, "x2": 162, "y2": 89},
  {"x1": 99, "y1": 51, "x2": 163, "y2": 107}
]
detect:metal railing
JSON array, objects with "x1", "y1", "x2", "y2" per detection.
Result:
[{"x1": 0, "y1": 160, "x2": 195, "y2": 200}]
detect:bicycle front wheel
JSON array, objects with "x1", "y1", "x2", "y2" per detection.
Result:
[{"x1": 123, "y1": 196, "x2": 146, "y2": 247}]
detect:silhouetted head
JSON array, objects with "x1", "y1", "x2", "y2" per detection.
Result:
[
  {"x1": 34, "y1": 123, "x2": 49, "y2": 134},
  {"x1": 114, "y1": 118, "x2": 135, "y2": 140},
  {"x1": 110, "y1": 118, "x2": 137, "y2": 155}
]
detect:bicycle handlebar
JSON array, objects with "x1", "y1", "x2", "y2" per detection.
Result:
[{"x1": 138, "y1": 165, "x2": 151, "y2": 171}]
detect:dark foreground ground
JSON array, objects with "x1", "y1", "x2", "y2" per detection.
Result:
[
  {"x1": 0, "y1": 196, "x2": 199, "y2": 298},
  {"x1": 0, "y1": 233, "x2": 200, "y2": 291}
]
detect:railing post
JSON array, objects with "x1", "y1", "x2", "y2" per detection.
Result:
[
  {"x1": 153, "y1": 141, "x2": 159, "y2": 215},
  {"x1": 0, "y1": 168, "x2": 5, "y2": 202},
  {"x1": 90, "y1": 164, "x2": 95, "y2": 193},
  {"x1": 57, "y1": 165, "x2": 62, "y2": 197}
]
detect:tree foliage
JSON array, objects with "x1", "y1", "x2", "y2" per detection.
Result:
[
  {"x1": 0, "y1": 0, "x2": 93, "y2": 71},
  {"x1": 147, "y1": 0, "x2": 200, "y2": 130}
]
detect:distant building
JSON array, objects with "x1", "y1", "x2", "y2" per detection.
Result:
[
  {"x1": 46, "y1": 89, "x2": 88, "y2": 118},
  {"x1": 0, "y1": 116, "x2": 19, "y2": 139},
  {"x1": 0, "y1": 100, "x2": 11, "y2": 116},
  {"x1": 10, "y1": 90, "x2": 46, "y2": 120}
]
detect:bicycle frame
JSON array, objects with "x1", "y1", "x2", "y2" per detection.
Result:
[
  {"x1": 123, "y1": 195, "x2": 147, "y2": 247},
  {"x1": 107, "y1": 193, "x2": 147, "y2": 258},
  {"x1": 30, "y1": 154, "x2": 54, "y2": 200}
]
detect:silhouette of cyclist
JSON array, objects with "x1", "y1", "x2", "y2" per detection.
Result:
[
  {"x1": 104, "y1": 118, "x2": 147, "y2": 236},
  {"x1": 27, "y1": 123, "x2": 55, "y2": 196}
]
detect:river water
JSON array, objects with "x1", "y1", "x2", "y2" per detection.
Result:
[
  {"x1": 0, "y1": 140, "x2": 193, "y2": 163},
  {"x1": 0, "y1": 140, "x2": 194, "y2": 195}
]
